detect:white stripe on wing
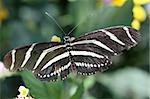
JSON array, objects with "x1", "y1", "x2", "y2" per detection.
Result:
[
  {"x1": 20, "y1": 43, "x2": 36, "y2": 68},
  {"x1": 33, "y1": 45, "x2": 65, "y2": 70},
  {"x1": 41, "y1": 51, "x2": 104, "y2": 71},
  {"x1": 101, "y1": 29, "x2": 125, "y2": 46},
  {"x1": 10, "y1": 49, "x2": 16, "y2": 70},
  {"x1": 71, "y1": 40, "x2": 115, "y2": 53},
  {"x1": 123, "y1": 27, "x2": 137, "y2": 44}
]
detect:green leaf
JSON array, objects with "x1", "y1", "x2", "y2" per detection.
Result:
[
  {"x1": 70, "y1": 81, "x2": 84, "y2": 99},
  {"x1": 20, "y1": 71, "x2": 65, "y2": 99},
  {"x1": 97, "y1": 67, "x2": 150, "y2": 99}
]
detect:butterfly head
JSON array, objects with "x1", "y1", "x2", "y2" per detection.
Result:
[
  {"x1": 64, "y1": 36, "x2": 71, "y2": 43},
  {"x1": 64, "y1": 36, "x2": 75, "y2": 43}
]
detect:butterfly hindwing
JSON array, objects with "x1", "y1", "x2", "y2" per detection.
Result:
[
  {"x1": 73, "y1": 55, "x2": 111, "y2": 75},
  {"x1": 36, "y1": 57, "x2": 71, "y2": 81}
]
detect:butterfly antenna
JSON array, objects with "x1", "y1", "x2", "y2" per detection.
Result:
[
  {"x1": 45, "y1": 12, "x2": 66, "y2": 35},
  {"x1": 67, "y1": 22, "x2": 82, "y2": 35},
  {"x1": 67, "y1": 13, "x2": 95, "y2": 35}
]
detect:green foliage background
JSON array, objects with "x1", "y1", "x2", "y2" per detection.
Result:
[{"x1": 0, "y1": 0, "x2": 149, "y2": 99}]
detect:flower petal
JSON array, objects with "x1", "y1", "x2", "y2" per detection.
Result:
[
  {"x1": 131, "y1": 19, "x2": 141, "y2": 30},
  {"x1": 133, "y1": 5, "x2": 147, "y2": 22},
  {"x1": 133, "y1": 0, "x2": 150, "y2": 5},
  {"x1": 18, "y1": 86, "x2": 26, "y2": 92},
  {"x1": 51, "y1": 35, "x2": 61, "y2": 42},
  {"x1": 112, "y1": 0, "x2": 127, "y2": 7}
]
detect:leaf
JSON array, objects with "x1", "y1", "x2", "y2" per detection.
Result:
[
  {"x1": 70, "y1": 82, "x2": 84, "y2": 99},
  {"x1": 20, "y1": 71, "x2": 65, "y2": 99},
  {"x1": 97, "y1": 67, "x2": 150, "y2": 99}
]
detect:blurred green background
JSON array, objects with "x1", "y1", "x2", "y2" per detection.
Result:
[{"x1": 0, "y1": 0, "x2": 149, "y2": 99}]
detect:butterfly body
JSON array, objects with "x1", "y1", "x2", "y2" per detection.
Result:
[{"x1": 3, "y1": 26, "x2": 140, "y2": 81}]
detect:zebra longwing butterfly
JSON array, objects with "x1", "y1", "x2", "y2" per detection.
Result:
[{"x1": 3, "y1": 26, "x2": 140, "y2": 81}]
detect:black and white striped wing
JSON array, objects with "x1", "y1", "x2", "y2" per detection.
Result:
[
  {"x1": 3, "y1": 26, "x2": 141, "y2": 81},
  {"x1": 3, "y1": 42, "x2": 70, "y2": 81},
  {"x1": 70, "y1": 26, "x2": 140, "y2": 75}
]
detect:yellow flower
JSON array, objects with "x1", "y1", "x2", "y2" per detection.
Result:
[
  {"x1": 0, "y1": 6, "x2": 9, "y2": 22},
  {"x1": 131, "y1": 19, "x2": 141, "y2": 30},
  {"x1": 133, "y1": 0, "x2": 150, "y2": 5},
  {"x1": 132, "y1": 5, "x2": 146, "y2": 22},
  {"x1": 51, "y1": 35, "x2": 61, "y2": 42},
  {"x1": 112, "y1": 0, "x2": 127, "y2": 7},
  {"x1": 18, "y1": 86, "x2": 29, "y2": 97}
]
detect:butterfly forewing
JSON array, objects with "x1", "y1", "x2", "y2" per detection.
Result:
[{"x1": 72, "y1": 26, "x2": 140, "y2": 56}]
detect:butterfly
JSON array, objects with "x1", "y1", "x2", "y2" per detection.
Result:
[{"x1": 3, "y1": 26, "x2": 140, "y2": 81}]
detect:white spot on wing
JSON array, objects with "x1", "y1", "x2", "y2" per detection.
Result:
[{"x1": 47, "y1": 74, "x2": 50, "y2": 77}]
